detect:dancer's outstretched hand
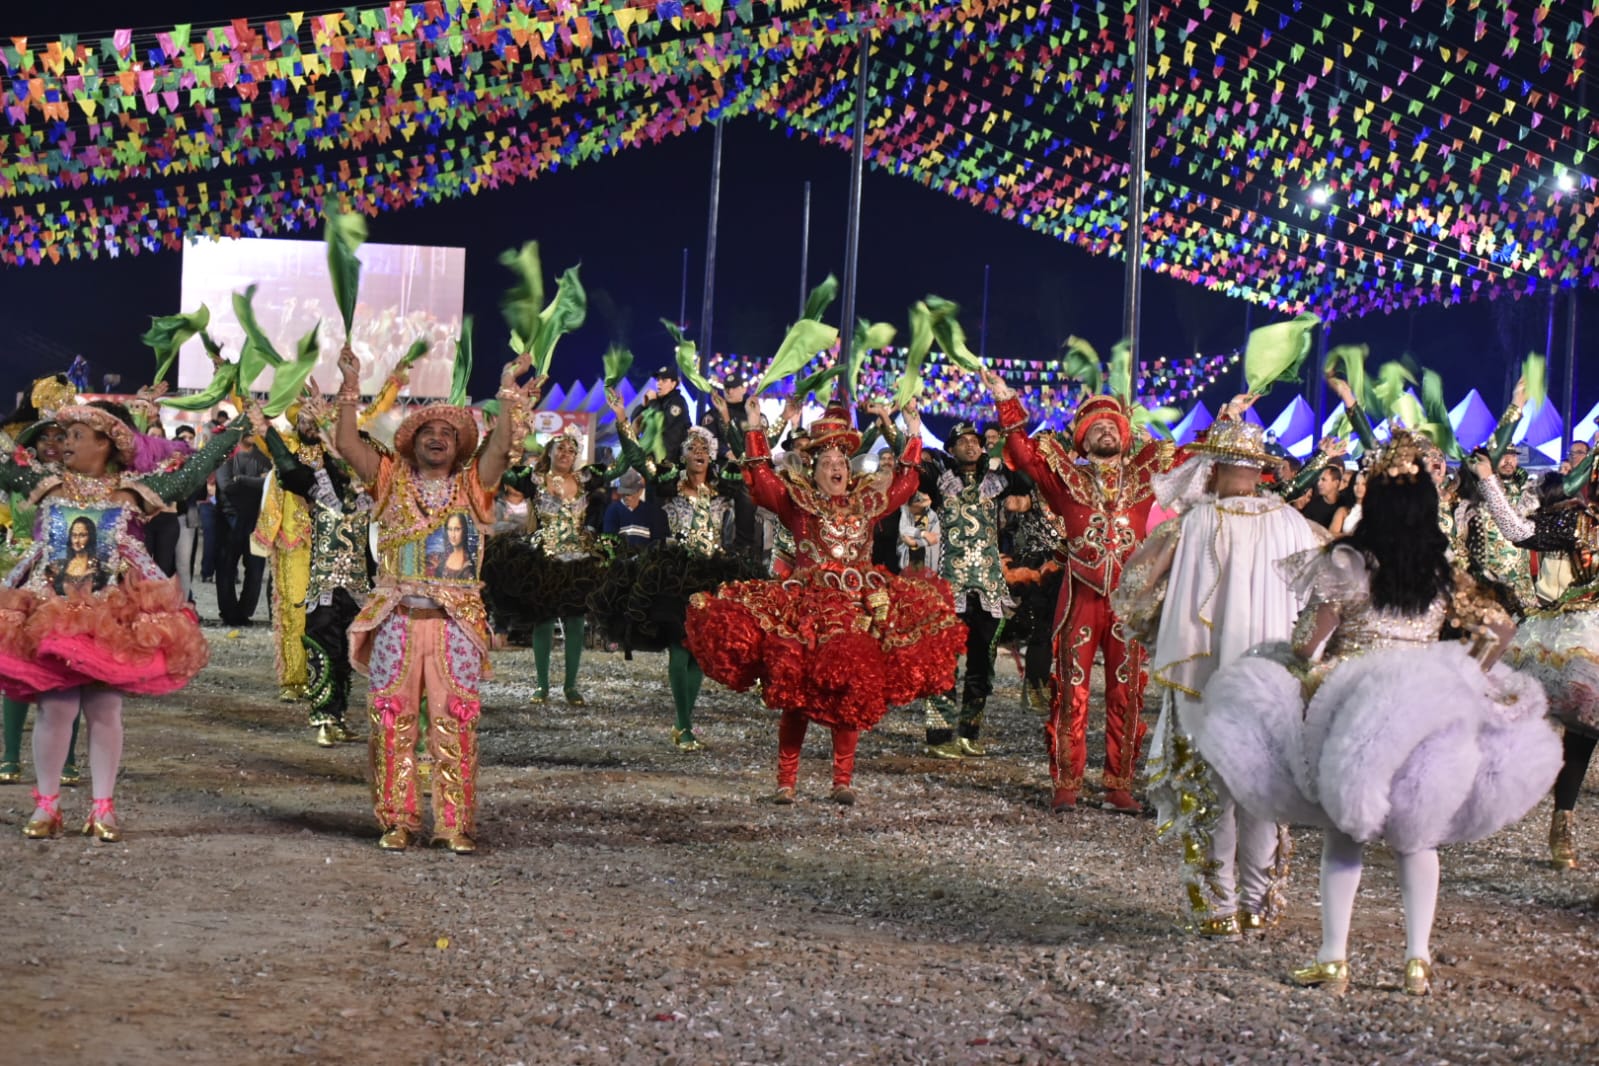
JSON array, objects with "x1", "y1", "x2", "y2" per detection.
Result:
[
  {"x1": 979, "y1": 367, "x2": 1015, "y2": 402},
  {"x1": 337, "y1": 343, "x2": 361, "y2": 391},
  {"x1": 900, "y1": 397, "x2": 923, "y2": 439}
]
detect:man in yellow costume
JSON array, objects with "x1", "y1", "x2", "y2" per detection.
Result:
[{"x1": 252, "y1": 406, "x2": 319, "y2": 701}]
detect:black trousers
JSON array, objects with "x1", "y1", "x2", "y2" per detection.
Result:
[
  {"x1": 216, "y1": 510, "x2": 266, "y2": 625},
  {"x1": 144, "y1": 511, "x2": 180, "y2": 577},
  {"x1": 1023, "y1": 569, "x2": 1064, "y2": 686}
]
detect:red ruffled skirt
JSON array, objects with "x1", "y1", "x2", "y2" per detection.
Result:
[
  {"x1": 684, "y1": 563, "x2": 966, "y2": 730},
  {"x1": 0, "y1": 575, "x2": 209, "y2": 700}
]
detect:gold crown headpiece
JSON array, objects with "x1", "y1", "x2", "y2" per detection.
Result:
[
  {"x1": 1366, "y1": 429, "x2": 1428, "y2": 482},
  {"x1": 30, "y1": 375, "x2": 76, "y2": 417}
]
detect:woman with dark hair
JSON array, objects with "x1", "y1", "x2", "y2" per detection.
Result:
[
  {"x1": 482, "y1": 427, "x2": 621, "y2": 704},
  {"x1": 0, "y1": 400, "x2": 251, "y2": 842},
  {"x1": 1197, "y1": 433, "x2": 1560, "y2": 996},
  {"x1": 1469, "y1": 442, "x2": 1599, "y2": 868},
  {"x1": 593, "y1": 396, "x2": 765, "y2": 751}
]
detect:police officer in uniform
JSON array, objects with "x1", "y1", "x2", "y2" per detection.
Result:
[{"x1": 631, "y1": 366, "x2": 692, "y2": 461}]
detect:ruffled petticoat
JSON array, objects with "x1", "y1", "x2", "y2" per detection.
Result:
[
  {"x1": 590, "y1": 542, "x2": 766, "y2": 655},
  {"x1": 684, "y1": 562, "x2": 966, "y2": 730},
  {"x1": 0, "y1": 574, "x2": 208, "y2": 699},
  {"x1": 480, "y1": 532, "x2": 604, "y2": 633},
  {"x1": 1507, "y1": 597, "x2": 1599, "y2": 737},
  {"x1": 1199, "y1": 641, "x2": 1561, "y2": 852}
]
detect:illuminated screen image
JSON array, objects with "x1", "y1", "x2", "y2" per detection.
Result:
[{"x1": 178, "y1": 237, "x2": 467, "y2": 399}]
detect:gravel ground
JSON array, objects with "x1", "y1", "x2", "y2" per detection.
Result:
[{"x1": 3, "y1": 583, "x2": 1598, "y2": 1065}]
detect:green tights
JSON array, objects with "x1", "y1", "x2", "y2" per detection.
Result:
[
  {"x1": 2, "y1": 696, "x2": 81, "y2": 771},
  {"x1": 531, "y1": 616, "x2": 585, "y2": 694},
  {"x1": 667, "y1": 644, "x2": 704, "y2": 734}
]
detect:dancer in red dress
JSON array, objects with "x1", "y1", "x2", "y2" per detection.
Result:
[{"x1": 685, "y1": 396, "x2": 965, "y2": 804}]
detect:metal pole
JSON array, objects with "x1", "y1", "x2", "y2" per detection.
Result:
[
  {"x1": 1120, "y1": 0, "x2": 1151, "y2": 360},
  {"x1": 1564, "y1": 24, "x2": 1589, "y2": 456},
  {"x1": 1541, "y1": 281, "x2": 1554, "y2": 447},
  {"x1": 1314, "y1": 324, "x2": 1328, "y2": 432},
  {"x1": 979, "y1": 263, "x2": 991, "y2": 358},
  {"x1": 698, "y1": 121, "x2": 724, "y2": 379},
  {"x1": 1239, "y1": 302, "x2": 1253, "y2": 392},
  {"x1": 678, "y1": 247, "x2": 689, "y2": 328},
  {"x1": 1546, "y1": 282, "x2": 1558, "y2": 387},
  {"x1": 837, "y1": 36, "x2": 872, "y2": 400},
  {"x1": 798, "y1": 181, "x2": 812, "y2": 320},
  {"x1": 1562, "y1": 286, "x2": 1578, "y2": 453}
]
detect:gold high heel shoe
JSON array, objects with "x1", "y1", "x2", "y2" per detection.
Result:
[
  {"x1": 81, "y1": 797, "x2": 121, "y2": 843},
  {"x1": 0, "y1": 760, "x2": 21, "y2": 784},
  {"x1": 1403, "y1": 958, "x2": 1432, "y2": 996},
  {"x1": 23, "y1": 790, "x2": 62, "y2": 840},
  {"x1": 1550, "y1": 809, "x2": 1578, "y2": 869},
  {"x1": 1197, "y1": 914, "x2": 1241, "y2": 938},
  {"x1": 671, "y1": 728, "x2": 703, "y2": 752},
  {"x1": 1291, "y1": 960, "x2": 1350, "y2": 991},
  {"x1": 528, "y1": 686, "x2": 549, "y2": 706},
  {"x1": 563, "y1": 688, "x2": 586, "y2": 707}
]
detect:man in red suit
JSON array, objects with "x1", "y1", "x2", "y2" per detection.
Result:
[{"x1": 981, "y1": 369, "x2": 1188, "y2": 814}]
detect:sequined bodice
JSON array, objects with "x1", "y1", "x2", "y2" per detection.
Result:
[
  {"x1": 1319, "y1": 596, "x2": 1447, "y2": 661},
  {"x1": 791, "y1": 500, "x2": 877, "y2": 568},
  {"x1": 533, "y1": 482, "x2": 590, "y2": 560},
  {"x1": 7, "y1": 483, "x2": 164, "y2": 595},
  {"x1": 663, "y1": 482, "x2": 731, "y2": 558}
]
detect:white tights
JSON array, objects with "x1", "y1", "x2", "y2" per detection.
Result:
[
  {"x1": 31, "y1": 687, "x2": 124, "y2": 812},
  {"x1": 1317, "y1": 828, "x2": 1439, "y2": 964}
]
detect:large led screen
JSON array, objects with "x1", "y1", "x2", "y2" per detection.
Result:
[{"x1": 179, "y1": 237, "x2": 467, "y2": 399}]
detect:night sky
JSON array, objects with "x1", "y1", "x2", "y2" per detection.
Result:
[{"x1": 1, "y1": 1, "x2": 1592, "y2": 429}]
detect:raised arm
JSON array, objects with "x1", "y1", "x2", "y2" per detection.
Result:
[
  {"x1": 476, "y1": 355, "x2": 543, "y2": 492},
  {"x1": 738, "y1": 394, "x2": 798, "y2": 525},
  {"x1": 335, "y1": 345, "x2": 384, "y2": 487},
  {"x1": 877, "y1": 400, "x2": 925, "y2": 514},
  {"x1": 1271, "y1": 437, "x2": 1348, "y2": 499},
  {"x1": 1325, "y1": 376, "x2": 1378, "y2": 453},
  {"x1": 1485, "y1": 379, "x2": 1527, "y2": 463},
  {"x1": 981, "y1": 368, "x2": 1056, "y2": 485},
  {"x1": 606, "y1": 388, "x2": 668, "y2": 484},
  {"x1": 1467, "y1": 454, "x2": 1537, "y2": 544},
  {"x1": 142, "y1": 420, "x2": 247, "y2": 504},
  {"x1": 260, "y1": 423, "x2": 318, "y2": 499}
]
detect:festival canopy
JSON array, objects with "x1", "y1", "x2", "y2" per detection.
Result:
[
  {"x1": 1266, "y1": 394, "x2": 1317, "y2": 458},
  {"x1": 1448, "y1": 388, "x2": 1499, "y2": 452},
  {"x1": 1513, "y1": 399, "x2": 1566, "y2": 462},
  {"x1": 1577, "y1": 400, "x2": 1599, "y2": 443},
  {"x1": 2, "y1": 0, "x2": 1595, "y2": 322},
  {"x1": 1170, "y1": 399, "x2": 1212, "y2": 445}
]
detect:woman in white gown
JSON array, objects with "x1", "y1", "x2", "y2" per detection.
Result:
[{"x1": 1200, "y1": 432, "x2": 1561, "y2": 996}]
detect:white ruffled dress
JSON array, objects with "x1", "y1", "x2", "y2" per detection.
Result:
[{"x1": 1199, "y1": 546, "x2": 1561, "y2": 852}]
